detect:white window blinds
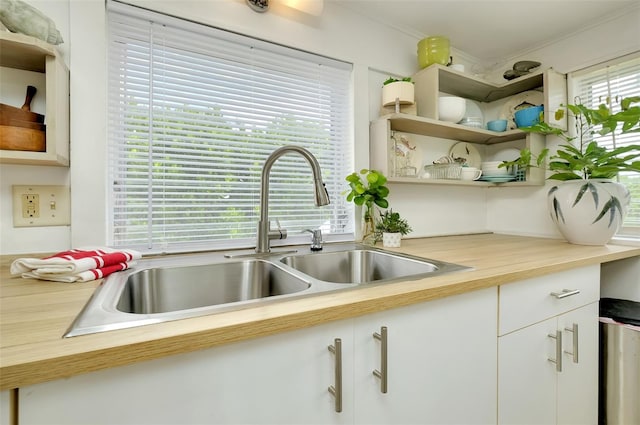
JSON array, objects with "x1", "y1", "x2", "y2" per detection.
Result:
[
  {"x1": 107, "y1": 2, "x2": 354, "y2": 252},
  {"x1": 571, "y1": 54, "x2": 640, "y2": 237}
]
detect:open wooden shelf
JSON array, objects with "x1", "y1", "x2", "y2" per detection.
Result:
[{"x1": 0, "y1": 31, "x2": 69, "y2": 166}]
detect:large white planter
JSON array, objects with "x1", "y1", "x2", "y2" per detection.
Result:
[{"x1": 547, "y1": 179, "x2": 630, "y2": 245}]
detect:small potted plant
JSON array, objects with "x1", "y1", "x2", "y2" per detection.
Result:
[
  {"x1": 382, "y1": 76, "x2": 415, "y2": 108},
  {"x1": 345, "y1": 169, "x2": 389, "y2": 245},
  {"x1": 375, "y1": 209, "x2": 412, "y2": 247},
  {"x1": 500, "y1": 96, "x2": 640, "y2": 245}
]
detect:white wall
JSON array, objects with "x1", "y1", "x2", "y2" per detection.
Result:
[{"x1": 1, "y1": 0, "x2": 639, "y2": 254}]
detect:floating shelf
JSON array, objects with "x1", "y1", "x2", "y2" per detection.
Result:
[
  {"x1": 369, "y1": 66, "x2": 566, "y2": 188},
  {"x1": 387, "y1": 176, "x2": 542, "y2": 187},
  {"x1": 416, "y1": 64, "x2": 545, "y2": 103},
  {"x1": 383, "y1": 113, "x2": 527, "y2": 145}
]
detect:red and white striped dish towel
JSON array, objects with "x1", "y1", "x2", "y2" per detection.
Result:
[{"x1": 10, "y1": 248, "x2": 141, "y2": 283}]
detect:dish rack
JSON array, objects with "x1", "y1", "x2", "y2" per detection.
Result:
[{"x1": 423, "y1": 164, "x2": 462, "y2": 180}]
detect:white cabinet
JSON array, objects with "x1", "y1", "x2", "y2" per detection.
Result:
[
  {"x1": 353, "y1": 287, "x2": 497, "y2": 424},
  {"x1": 17, "y1": 265, "x2": 603, "y2": 425},
  {"x1": 20, "y1": 319, "x2": 355, "y2": 425},
  {"x1": 0, "y1": 390, "x2": 12, "y2": 425},
  {"x1": 20, "y1": 287, "x2": 497, "y2": 425},
  {"x1": 497, "y1": 265, "x2": 600, "y2": 425},
  {"x1": 370, "y1": 65, "x2": 566, "y2": 186},
  {"x1": 0, "y1": 32, "x2": 69, "y2": 166}
]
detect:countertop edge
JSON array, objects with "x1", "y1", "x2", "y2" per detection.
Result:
[{"x1": 1, "y1": 235, "x2": 639, "y2": 390}]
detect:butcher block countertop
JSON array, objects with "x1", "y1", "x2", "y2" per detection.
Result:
[{"x1": 1, "y1": 233, "x2": 639, "y2": 391}]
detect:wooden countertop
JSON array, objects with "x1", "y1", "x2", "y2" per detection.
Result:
[{"x1": 1, "y1": 233, "x2": 639, "y2": 391}]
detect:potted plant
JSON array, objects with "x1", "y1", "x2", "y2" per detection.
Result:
[
  {"x1": 345, "y1": 169, "x2": 389, "y2": 244},
  {"x1": 382, "y1": 76, "x2": 415, "y2": 108},
  {"x1": 375, "y1": 209, "x2": 412, "y2": 247},
  {"x1": 501, "y1": 96, "x2": 640, "y2": 245}
]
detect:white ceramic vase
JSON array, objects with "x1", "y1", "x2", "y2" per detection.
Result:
[
  {"x1": 547, "y1": 179, "x2": 630, "y2": 245},
  {"x1": 382, "y1": 232, "x2": 402, "y2": 248}
]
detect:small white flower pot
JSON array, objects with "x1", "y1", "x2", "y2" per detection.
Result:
[
  {"x1": 382, "y1": 82, "x2": 415, "y2": 107},
  {"x1": 382, "y1": 232, "x2": 402, "y2": 248}
]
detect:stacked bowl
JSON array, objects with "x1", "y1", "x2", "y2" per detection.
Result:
[
  {"x1": 481, "y1": 161, "x2": 510, "y2": 176},
  {"x1": 438, "y1": 96, "x2": 466, "y2": 123}
]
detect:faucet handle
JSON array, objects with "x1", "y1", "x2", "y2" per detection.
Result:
[
  {"x1": 304, "y1": 228, "x2": 323, "y2": 251},
  {"x1": 268, "y1": 219, "x2": 287, "y2": 240}
]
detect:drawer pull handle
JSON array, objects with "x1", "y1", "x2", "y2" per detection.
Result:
[
  {"x1": 564, "y1": 323, "x2": 579, "y2": 363},
  {"x1": 550, "y1": 289, "x2": 580, "y2": 299},
  {"x1": 328, "y1": 338, "x2": 342, "y2": 413},
  {"x1": 548, "y1": 330, "x2": 562, "y2": 372},
  {"x1": 373, "y1": 326, "x2": 388, "y2": 394}
]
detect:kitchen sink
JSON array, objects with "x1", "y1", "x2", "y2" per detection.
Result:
[
  {"x1": 117, "y1": 260, "x2": 311, "y2": 314},
  {"x1": 281, "y1": 249, "x2": 449, "y2": 284},
  {"x1": 64, "y1": 243, "x2": 470, "y2": 337}
]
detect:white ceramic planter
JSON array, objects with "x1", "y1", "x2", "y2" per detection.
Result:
[
  {"x1": 547, "y1": 179, "x2": 630, "y2": 245},
  {"x1": 382, "y1": 82, "x2": 415, "y2": 107},
  {"x1": 382, "y1": 232, "x2": 402, "y2": 248}
]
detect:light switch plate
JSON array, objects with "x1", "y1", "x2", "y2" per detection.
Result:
[{"x1": 12, "y1": 185, "x2": 71, "y2": 227}]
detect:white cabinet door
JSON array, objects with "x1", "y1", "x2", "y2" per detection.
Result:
[
  {"x1": 557, "y1": 302, "x2": 599, "y2": 425},
  {"x1": 354, "y1": 287, "x2": 497, "y2": 425},
  {"x1": 498, "y1": 302, "x2": 599, "y2": 425},
  {"x1": 0, "y1": 390, "x2": 12, "y2": 425},
  {"x1": 20, "y1": 319, "x2": 354, "y2": 425},
  {"x1": 498, "y1": 316, "x2": 558, "y2": 425}
]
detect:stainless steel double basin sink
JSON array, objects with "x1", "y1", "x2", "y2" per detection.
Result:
[{"x1": 65, "y1": 243, "x2": 470, "y2": 337}]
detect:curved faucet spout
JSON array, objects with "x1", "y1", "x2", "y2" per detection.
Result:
[{"x1": 257, "y1": 145, "x2": 330, "y2": 253}]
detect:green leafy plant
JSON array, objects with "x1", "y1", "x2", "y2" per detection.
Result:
[
  {"x1": 345, "y1": 169, "x2": 390, "y2": 211},
  {"x1": 499, "y1": 147, "x2": 549, "y2": 177},
  {"x1": 383, "y1": 76, "x2": 413, "y2": 86},
  {"x1": 345, "y1": 169, "x2": 390, "y2": 244},
  {"x1": 375, "y1": 209, "x2": 412, "y2": 236},
  {"x1": 501, "y1": 96, "x2": 640, "y2": 181}
]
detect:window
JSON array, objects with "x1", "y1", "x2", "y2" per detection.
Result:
[
  {"x1": 570, "y1": 54, "x2": 640, "y2": 238},
  {"x1": 107, "y1": 2, "x2": 354, "y2": 253}
]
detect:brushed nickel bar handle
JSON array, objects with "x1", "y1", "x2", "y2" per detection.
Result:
[
  {"x1": 548, "y1": 330, "x2": 562, "y2": 372},
  {"x1": 550, "y1": 289, "x2": 580, "y2": 299},
  {"x1": 328, "y1": 338, "x2": 342, "y2": 413},
  {"x1": 564, "y1": 323, "x2": 579, "y2": 363},
  {"x1": 373, "y1": 326, "x2": 388, "y2": 394}
]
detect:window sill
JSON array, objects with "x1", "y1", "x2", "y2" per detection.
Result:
[{"x1": 611, "y1": 236, "x2": 640, "y2": 247}]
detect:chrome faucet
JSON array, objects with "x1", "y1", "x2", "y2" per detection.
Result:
[{"x1": 256, "y1": 146, "x2": 330, "y2": 253}]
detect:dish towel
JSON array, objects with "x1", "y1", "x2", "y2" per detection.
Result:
[{"x1": 10, "y1": 248, "x2": 142, "y2": 283}]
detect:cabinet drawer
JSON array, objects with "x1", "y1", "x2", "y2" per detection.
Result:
[{"x1": 499, "y1": 265, "x2": 599, "y2": 335}]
